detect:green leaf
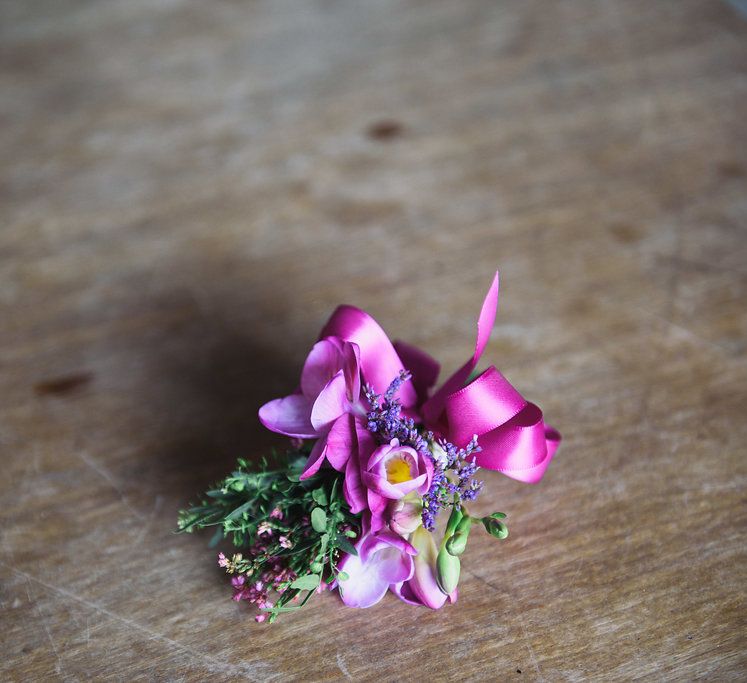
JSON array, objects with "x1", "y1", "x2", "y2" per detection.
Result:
[
  {"x1": 337, "y1": 571, "x2": 349, "y2": 582},
  {"x1": 264, "y1": 605, "x2": 302, "y2": 613},
  {"x1": 311, "y1": 507, "x2": 327, "y2": 532},
  {"x1": 275, "y1": 537, "x2": 316, "y2": 556},
  {"x1": 320, "y1": 533, "x2": 329, "y2": 554},
  {"x1": 290, "y1": 574, "x2": 321, "y2": 591},
  {"x1": 205, "y1": 489, "x2": 233, "y2": 500},
  {"x1": 208, "y1": 527, "x2": 223, "y2": 548},
  {"x1": 489, "y1": 512, "x2": 507, "y2": 520},
  {"x1": 336, "y1": 536, "x2": 358, "y2": 556},
  {"x1": 225, "y1": 501, "x2": 253, "y2": 521},
  {"x1": 312, "y1": 488, "x2": 328, "y2": 506}
]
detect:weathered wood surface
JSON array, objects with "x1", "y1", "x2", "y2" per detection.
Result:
[{"x1": 1, "y1": 1, "x2": 746, "y2": 680}]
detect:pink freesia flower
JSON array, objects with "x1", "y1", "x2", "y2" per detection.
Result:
[
  {"x1": 391, "y1": 527, "x2": 457, "y2": 609},
  {"x1": 363, "y1": 439, "x2": 432, "y2": 499},
  {"x1": 259, "y1": 337, "x2": 363, "y2": 479},
  {"x1": 338, "y1": 531, "x2": 417, "y2": 608},
  {"x1": 362, "y1": 439, "x2": 432, "y2": 532}
]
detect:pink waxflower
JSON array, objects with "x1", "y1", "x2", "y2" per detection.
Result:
[
  {"x1": 217, "y1": 552, "x2": 229, "y2": 568},
  {"x1": 338, "y1": 531, "x2": 417, "y2": 608},
  {"x1": 232, "y1": 575, "x2": 257, "y2": 602},
  {"x1": 257, "y1": 521, "x2": 272, "y2": 537},
  {"x1": 269, "y1": 507, "x2": 284, "y2": 520},
  {"x1": 278, "y1": 536, "x2": 292, "y2": 549},
  {"x1": 259, "y1": 337, "x2": 363, "y2": 479}
]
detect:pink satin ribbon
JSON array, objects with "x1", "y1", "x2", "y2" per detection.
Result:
[{"x1": 321, "y1": 271, "x2": 560, "y2": 484}]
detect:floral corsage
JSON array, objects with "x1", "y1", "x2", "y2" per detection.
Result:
[{"x1": 178, "y1": 272, "x2": 560, "y2": 622}]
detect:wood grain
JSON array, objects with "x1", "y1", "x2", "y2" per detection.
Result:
[{"x1": 1, "y1": 1, "x2": 746, "y2": 680}]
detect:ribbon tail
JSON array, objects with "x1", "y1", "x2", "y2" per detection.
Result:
[{"x1": 422, "y1": 271, "x2": 500, "y2": 424}]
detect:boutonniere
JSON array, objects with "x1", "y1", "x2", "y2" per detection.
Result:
[{"x1": 178, "y1": 272, "x2": 560, "y2": 622}]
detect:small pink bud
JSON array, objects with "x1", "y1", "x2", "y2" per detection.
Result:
[{"x1": 388, "y1": 498, "x2": 423, "y2": 536}]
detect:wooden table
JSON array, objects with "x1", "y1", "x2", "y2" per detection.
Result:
[{"x1": 2, "y1": 1, "x2": 745, "y2": 680}]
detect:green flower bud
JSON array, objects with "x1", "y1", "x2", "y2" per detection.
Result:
[
  {"x1": 446, "y1": 516, "x2": 472, "y2": 555},
  {"x1": 446, "y1": 532, "x2": 467, "y2": 556},
  {"x1": 445, "y1": 505, "x2": 463, "y2": 537},
  {"x1": 436, "y1": 547, "x2": 461, "y2": 594},
  {"x1": 482, "y1": 517, "x2": 509, "y2": 539}
]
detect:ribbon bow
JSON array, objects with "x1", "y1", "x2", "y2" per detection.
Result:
[{"x1": 321, "y1": 272, "x2": 560, "y2": 484}]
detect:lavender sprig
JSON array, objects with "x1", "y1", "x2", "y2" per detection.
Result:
[
  {"x1": 365, "y1": 370, "x2": 433, "y2": 456},
  {"x1": 364, "y1": 371, "x2": 484, "y2": 532}
]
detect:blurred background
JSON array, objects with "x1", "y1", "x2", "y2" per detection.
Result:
[{"x1": 1, "y1": 1, "x2": 745, "y2": 680}]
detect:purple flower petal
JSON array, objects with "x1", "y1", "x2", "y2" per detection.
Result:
[
  {"x1": 367, "y1": 490, "x2": 387, "y2": 533},
  {"x1": 337, "y1": 551, "x2": 391, "y2": 608},
  {"x1": 301, "y1": 338, "x2": 343, "y2": 399},
  {"x1": 299, "y1": 436, "x2": 328, "y2": 480},
  {"x1": 362, "y1": 471, "x2": 427, "y2": 499},
  {"x1": 366, "y1": 440, "x2": 396, "y2": 470},
  {"x1": 407, "y1": 527, "x2": 448, "y2": 609},
  {"x1": 359, "y1": 530, "x2": 416, "y2": 563},
  {"x1": 338, "y1": 532, "x2": 415, "y2": 609},
  {"x1": 310, "y1": 371, "x2": 349, "y2": 431},
  {"x1": 390, "y1": 580, "x2": 422, "y2": 606},
  {"x1": 258, "y1": 394, "x2": 316, "y2": 438},
  {"x1": 341, "y1": 341, "x2": 361, "y2": 403},
  {"x1": 325, "y1": 414, "x2": 356, "y2": 472},
  {"x1": 343, "y1": 446, "x2": 366, "y2": 513}
]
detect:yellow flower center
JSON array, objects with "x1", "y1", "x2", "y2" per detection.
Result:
[{"x1": 386, "y1": 455, "x2": 414, "y2": 484}]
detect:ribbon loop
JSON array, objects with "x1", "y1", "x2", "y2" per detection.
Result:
[
  {"x1": 319, "y1": 271, "x2": 560, "y2": 485},
  {"x1": 321, "y1": 305, "x2": 418, "y2": 408},
  {"x1": 444, "y1": 366, "x2": 526, "y2": 444},
  {"x1": 422, "y1": 271, "x2": 560, "y2": 484}
]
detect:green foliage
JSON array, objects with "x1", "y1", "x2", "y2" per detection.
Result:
[{"x1": 177, "y1": 452, "x2": 358, "y2": 622}]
